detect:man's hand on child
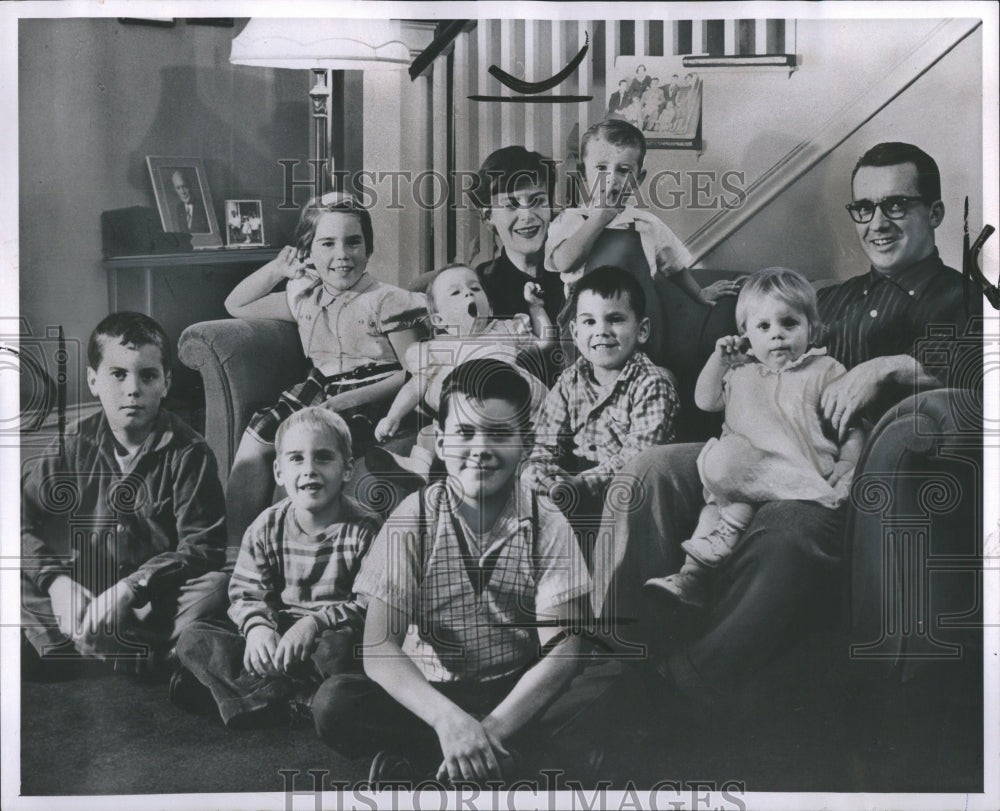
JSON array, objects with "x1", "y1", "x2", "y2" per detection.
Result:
[
  {"x1": 273, "y1": 616, "x2": 319, "y2": 672},
  {"x1": 715, "y1": 335, "x2": 753, "y2": 367},
  {"x1": 374, "y1": 416, "x2": 400, "y2": 442},
  {"x1": 523, "y1": 282, "x2": 544, "y2": 308},
  {"x1": 244, "y1": 625, "x2": 281, "y2": 678},
  {"x1": 433, "y1": 707, "x2": 503, "y2": 785}
]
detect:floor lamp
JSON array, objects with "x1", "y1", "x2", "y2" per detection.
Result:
[{"x1": 230, "y1": 18, "x2": 410, "y2": 191}]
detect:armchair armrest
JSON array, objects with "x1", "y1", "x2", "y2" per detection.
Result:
[
  {"x1": 844, "y1": 388, "x2": 982, "y2": 683},
  {"x1": 179, "y1": 318, "x2": 308, "y2": 484}
]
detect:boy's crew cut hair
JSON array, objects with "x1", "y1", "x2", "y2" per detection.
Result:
[
  {"x1": 571, "y1": 265, "x2": 646, "y2": 320},
  {"x1": 436, "y1": 358, "x2": 533, "y2": 437},
  {"x1": 735, "y1": 267, "x2": 823, "y2": 344},
  {"x1": 293, "y1": 192, "x2": 375, "y2": 259},
  {"x1": 274, "y1": 406, "x2": 353, "y2": 462},
  {"x1": 473, "y1": 146, "x2": 557, "y2": 211},
  {"x1": 580, "y1": 118, "x2": 647, "y2": 171},
  {"x1": 88, "y1": 311, "x2": 172, "y2": 372}
]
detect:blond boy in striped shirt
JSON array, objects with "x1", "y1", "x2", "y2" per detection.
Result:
[{"x1": 172, "y1": 408, "x2": 380, "y2": 729}]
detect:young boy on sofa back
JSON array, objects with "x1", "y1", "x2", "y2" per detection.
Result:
[
  {"x1": 21, "y1": 311, "x2": 228, "y2": 677},
  {"x1": 545, "y1": 118, "x2": 730, "y2": 366}
]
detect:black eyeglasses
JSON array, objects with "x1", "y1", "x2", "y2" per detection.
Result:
[{"x1": 845, "y1": 195, "x2": 928, "y2": 224}]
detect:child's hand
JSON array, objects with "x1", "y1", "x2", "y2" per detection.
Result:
[
  {"x1": 714, "y1": 334, "x2": 753, "y2": 368},
  {"x1": 47, "y1": 575, "x2": 93, "y2": 640},
  {"x1": 374, "y1": 415, "x2": 400, "y2": 442},
  {"x1": 274, "y1": 616, "x2": 319, "y2": 672},
  {"x1": 75, "y1": 580, "x2": 138, "y2": 651},
  {"x1": 828, "y1": 460, "x2": 856, "y2": 488},
  {"x1": 266, "y1": 245, "x2": 309, "y2": 280},
  {"x1": 244, "y1": 625, "x2": 281, "y2": 678},
  {"x1": 523, "y1": 281, "x2": 544, "y2": 308}
]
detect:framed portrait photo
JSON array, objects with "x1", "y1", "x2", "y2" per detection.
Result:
[
  {"x1": 608, "y1": 56, "x2": 703, "y2": 150},
  {"x1": 146, "y1": 156, "x2": 222, "y2": 248},
  {"x1": 224, "y1": 199, "x2": 266, "y2": 248}
]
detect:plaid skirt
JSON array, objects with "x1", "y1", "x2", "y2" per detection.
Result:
[{"x1": 246, "y1": 365, "x2": 398, "y2": 446}]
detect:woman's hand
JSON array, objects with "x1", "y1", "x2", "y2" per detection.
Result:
[{"x1": 701, "y1": 277, "x2": 746, "y2": 303}]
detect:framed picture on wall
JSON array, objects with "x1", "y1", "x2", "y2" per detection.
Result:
[
  {"x1": 609, "y1": 56, "x2": 703, "y2": 150},
  {"x1": 146, "y1": 156, "x2": 222, "y2": 248},
  {"x1": 224, "y1": 199, "x2": 266, "y2": 247}
]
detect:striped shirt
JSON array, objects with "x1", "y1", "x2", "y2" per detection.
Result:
[
  {"x1": 525, "y1": 351, "x2": 679, "y2": 498},
  {"x1": 228, "y1": 495, "x2": 381, "y2": 635},
  {"x1": 817, "y1": 250, "x2": 981, "y2": 377}
]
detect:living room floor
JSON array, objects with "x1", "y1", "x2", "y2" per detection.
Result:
[{"x1": 19, "y1": 630, "x2": 983, "y2": 797}]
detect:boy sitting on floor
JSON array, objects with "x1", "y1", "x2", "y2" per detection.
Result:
[
  {"x1": 314, "y1": 359, "x2": 623, "y2": 787},
  {"x1": 523, "y1": 266, "x2": 679, "y2": 565},
  {"x1": 171, "y1": 407, "x2": 380, "y2": 729},
  {"x1": 21, "y1": 312, "x2": 229, "y2": 677}
]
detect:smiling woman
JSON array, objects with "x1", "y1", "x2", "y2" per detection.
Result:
[{"x1": 473, "y1": 146, "x2": 565, "y2": 323}]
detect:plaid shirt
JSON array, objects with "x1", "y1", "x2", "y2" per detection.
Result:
[
  {"x1": 354, "y1": 481, "x2": 591, "y2": 683},
  {"x1": 228, "y1": 495, "x2": 381, "y2": 635},
  {"x1": 526, "y1": 351, "x2": 679, "y2": 497}
]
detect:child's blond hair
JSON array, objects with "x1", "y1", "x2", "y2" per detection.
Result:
[
  {"x1": 274, "y1": 407, "x2": 353, "y2": 462},
  {"x1": 735, "y1": 267, "x2": 823, "y2": 344}
]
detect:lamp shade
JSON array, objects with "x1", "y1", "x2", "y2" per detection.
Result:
[{"x1": 230, "y1": 18, "x2": 410, "y2": 70}]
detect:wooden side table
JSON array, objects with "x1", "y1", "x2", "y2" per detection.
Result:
[{"x1": 103, "y1": 247, "x2": 280, "y2": 426}]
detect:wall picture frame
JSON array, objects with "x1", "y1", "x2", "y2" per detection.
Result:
[
  {"x1": 146, "y1": 156, "x2": 222, "y2": 249},
  {"x1": 224, "y1": 199, "x2": 266, "y2": 247},
  {"x1": 609, "y1": 56, "x2": 703, "y2": 150}
]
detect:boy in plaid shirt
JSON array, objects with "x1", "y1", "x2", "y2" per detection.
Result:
[
  {"x1": 313, "y1": 359, "x2": 625, "y2": 787},
  {"x1": 523, "y1": 266, "x2": 679, "y2": 564},
  {"x1": 172, "y1": 408, "x2": 380, "y2": 729}
]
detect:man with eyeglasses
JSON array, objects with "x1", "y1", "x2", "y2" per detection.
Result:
[
  {"x1": 589, "y1": 141, "x2": 981, "y2": 714},
  {"x1": 818, "y1": 141, "x2": 979, "y2": 432}
]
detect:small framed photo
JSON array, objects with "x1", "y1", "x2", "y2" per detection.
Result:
[
  {"x1": 224, "y1": 200, "x2": 266, "y2": 248},
  {"x1": 608, "y1": 57, "x2": 703, "y2": 150},
  {"x1": 146, "y1": 156, "x2": 222, "y2": 249}
]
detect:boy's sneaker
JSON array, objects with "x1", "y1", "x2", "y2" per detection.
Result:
[
  {"x1": 368, "y1": 750, "x2": 419, "y2": 790},
  {"x1": 643, "y1": 571, "x2": 707, "y2": 609},
  {"x1": 681, "y1": 521, "x2": 743, "y2": 568},
  {"x1": 168, "y1": 666, "x2": 218, "y2": 716}
]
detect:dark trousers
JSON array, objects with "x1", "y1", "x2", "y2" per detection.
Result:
[
  {"x1": 176, "y1": 617, "x2": 360, "y2": 726},
  {"x1": 22, "y1": 570, "x2": 229, "y2": 659},
  {"x1": 313, "y1": 657, "x2": 632, "y2": 780},
  {"x1": 592, "y1": 443, "x2": 845, "y2": 701}
]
